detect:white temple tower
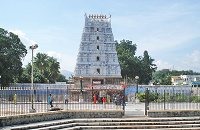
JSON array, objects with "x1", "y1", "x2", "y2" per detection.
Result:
[{"x1": 74, "y1": 13, "x2": 122, "y2": 88}]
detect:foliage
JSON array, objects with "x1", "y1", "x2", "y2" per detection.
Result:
[
  {"x1": 16, "y1": 63, "x2": 47, "y2": 83},
  {"x1": 160, "y1": 75, "x2": 172, "y2": 85},
  {"x1": 17, "y1": 53, "x2": 63, "y2": 83},
  {"x1": 151, "y1": 69, "x2": 200, "y2": 85},
  {"x1": 56, "y1": 73, "x2": 68, "y2": 83},
  {"x1": 140, "y1": 50, "x2": 157, "y2": 84},
  {"x1": 0, "y1": 28, "x2": 27, "y2": 87},
  {"x1": 138, "y1": 91, "x2": 200, "y2": 103},
  {"x1": 34, "y1": 53, "x2": 60, "y2": 83},
  {"x1": 152, "y1": 69, "x2": 169, "y2": 84},
  {"x1": 115, "y1": 39, "x2": 157, "y2": 84}
]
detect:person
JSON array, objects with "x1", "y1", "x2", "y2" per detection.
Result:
[
  {"x1": 121, "y1": 95, "x2": 126, "y2": 106},
  {"x1": 107, "y1": 94, "x2": 110, "y2": 104},
  {"x1": 115, "y1": 93, "x2": 121, "y2": 105},
  {"x1": 64, "y1": 93, "x2": 69, "y2": 104},
  {"x1": 13, "y1": 93, "x2": 17, "y2": 105},
  {"x1": 102, "y1": 97, "x2": 106, "y2": 108},
  {"x1": 113, "y1": 93, "x2": 116, "y2": 103},
  {"x1": 48, "y1": 94, "x2": 53, "y2": 108}
]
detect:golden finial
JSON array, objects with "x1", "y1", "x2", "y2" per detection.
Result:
[
  {"x1": 91, "y1": 14, "x2": 93, "y2": 18},
  {"x1": 89, "y1": 14, "x2": 91, "y2": 18},
  {"x1": 94, "y1": 14, "x2": 96, "y2": 18}
]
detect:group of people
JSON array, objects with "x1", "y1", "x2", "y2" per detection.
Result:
[
  {"x1": 48, "y1": 93, "x2": 69, "y2": 108},
  {"x1": 93, "y1": 92, "x2": 125, "y2": 106}
]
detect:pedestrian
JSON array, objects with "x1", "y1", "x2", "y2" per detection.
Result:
[
  {"x1": 13, "y1": 93, "x2": 17, "y2": 105},
  {"x1": 102, "y1": 97, "x2": 106, "y2": 108},
  {"x1": 122, "y1": 95, "x2": 126, "y2": 106},
  {"x1": 64, "y1": 93, "x2": 68, "y2": 104},
  {"x1": 48, "y1": 94, "x2": 53, "y2": 108},
  {"x1": 113, "y1": 93, "x2": 116, "y2": 103},
  {"x1": 115, "y1": 93, "x2": 121, "y2": 105},
  {"x1": 107, "y1": 94, "x2": 110, "y2": 104}
]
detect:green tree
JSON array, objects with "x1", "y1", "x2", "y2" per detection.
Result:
[
  {"x1": 17, "y1": 63, "x2": 47, "y2": 83},
  {"x1": 160, "y1": 75, "x2": 172, "y2": 85},
  {"x1": 0, "y1": 28, "x2": 27, "y2": 87},
  {"x1": 115, "y1": 39, "x2": 138, "y2": 79},
  {"x1": 151, "y1": 69, "x2": 169, "y2": 84},
  {"x1": 115, "y1": 39, "x2": 157, "y2": 84},
  {"x1": 140, "y1": 50, "x2": 157, "y2": 84},
  {"x1": 34, "y1": 53, "x2": 49, "y2": 74},
  {"x1": 56, "y1": 73, "x2": 68, "y2": 83},
  {"x1": 47, "y1": 56, "x2": 60, "y2": 83},
  {"x1": 34, "y1": 53, "x2": 60, "y2": 83}
]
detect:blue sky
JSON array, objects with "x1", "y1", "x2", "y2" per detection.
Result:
[{"x1": 1, "y1": 0, "x2": 200, "y2": 73}]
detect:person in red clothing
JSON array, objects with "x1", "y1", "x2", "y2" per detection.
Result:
[{"x1": 102, "y1": 97, "x2": 106, "y2": 108}]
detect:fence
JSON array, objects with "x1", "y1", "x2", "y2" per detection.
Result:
[
  {"x1": 145, "y1": 86, "x2": 200, "y2": 111},
  {"x1": 0, "y1": 84, "x2": 123, "y2": 117}
]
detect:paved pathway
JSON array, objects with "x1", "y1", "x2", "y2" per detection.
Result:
[{"x1": 124, "y1": 102, "x2": 145, "y2": 117}]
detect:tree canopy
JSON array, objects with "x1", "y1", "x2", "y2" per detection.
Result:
[
  {"x1": 17, "y1": 53, "x2": 64, "y2": 83},
  {"x1": 115, "y1": 39, "x2": 157, "y2": 84},
  {"x1": 0, "y1": 28, "x2": 27, "y2": 87}
]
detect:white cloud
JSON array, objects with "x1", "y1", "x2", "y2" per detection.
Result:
[
  {"x1": 155, "y1": 60, "x2": 174, "y2": 70},
  {"x1": 46, "y1": 51, "x2": 76, "y2": 72},
  {"x1": 9, "y1": 30, "x2": 37, "y2": 47},
  {"x1": 179, "y1": 50, "x2": 200, "y2": 72},
  {"x1": 8, "y1": 30, "x2": 39, "y2": 67}
]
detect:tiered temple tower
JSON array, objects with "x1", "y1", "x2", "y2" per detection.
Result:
[{"x1": 74, "y1": 13, "x2": 122, "y2": 88}]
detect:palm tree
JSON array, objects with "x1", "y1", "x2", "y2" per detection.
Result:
[
  {"x1": 34, "y1": 53, "x2": 49, "y2": 74},
  {"x1": 48, "y1": 56, "x2": 60, "y2": 82}
]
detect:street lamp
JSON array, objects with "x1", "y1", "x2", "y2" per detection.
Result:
[
  {"x1": 135, "y1": 76, "x2": 139, "y2": 103},
  {"x1": 29, "y1": 44, "x2": 38, "y2": 111},
  {"x1": 79, "y1": 76, "x2": 83, "y2": 102},
  {"x1": 0, "y1": 75, "x2": 1, "y2": 89},
  {"x1": 135, "y1": 76, "x2": 139, "y2": 93}
]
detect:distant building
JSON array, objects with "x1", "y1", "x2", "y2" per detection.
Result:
[
  {"x1": 171, "y1": 76, "x2": 183, "y2": 85},
  {"x1": 171, "y1": 75, "x2": 200, "y2": 86},
  {"x1": 74, "y1": 14, "x2": 122, "y2": 89}
]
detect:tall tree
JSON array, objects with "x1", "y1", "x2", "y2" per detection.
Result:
[
  {"x1": 140, "y1": 50, "x2": 157, "y2": 84},
  {"x1": 48, "y1": 56, "x2": 60, "y2": 82},
  {"x1": 34, "y1": 53, "x2": 49, "y2": 74},
  {"x1": 16, "y1": 63, "x2": 47, "y2": 83},
  {"x1": 0, "y1": 28, "x2": 27, "y2": 87},
  {"x1": 115, "y1": 39, "x2": 137, "y2": 79},
  {"x1": 115, "y1": 39, "x2": 157, "y2": 84},
  {"x1": 34, "y1": 53, "x2": 60, "y2": 83}
]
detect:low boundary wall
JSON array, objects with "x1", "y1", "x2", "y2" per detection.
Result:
[
  {"x1": 0, "y1": 110, "x2": 124, "y2": 127},
  {"x1": 148, "y1": 110, "x2": 200, "y2": 117}
]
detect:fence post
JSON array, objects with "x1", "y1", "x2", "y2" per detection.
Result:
[
  {"x1": 164, "y1": 89, "x2": 165, "y2": 110},
  {"x1": 123, "y1": 87, "x2": 125, "y2": 111},
  {"x1": 145, "y1": 88, "x2": 149, "y2": 115}
]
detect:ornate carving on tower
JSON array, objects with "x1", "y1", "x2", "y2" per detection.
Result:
[{"x1": 74, "y1": 13, "x2": 122, "y2": 88}]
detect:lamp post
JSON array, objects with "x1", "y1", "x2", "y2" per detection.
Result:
[
  {"x1": 0, "y1": 75, "x2": 1, "y2": 89},
  {"x1": 79, "y1": 76, "x2": 83, "y2": 103},
  {"x1": 135, "y1": 76, "x2": 139, "y2": 103},
  {"x1": 29, "y1": 44, "x2": 38, "y2": 111}
]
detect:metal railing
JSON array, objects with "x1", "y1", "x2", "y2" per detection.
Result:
[
  {"x1": 0, "y1": 84, "x2": 123, "y2": 117},
  {"x1": 145, "y1": 86, "x2": 200, "y2": 111}
]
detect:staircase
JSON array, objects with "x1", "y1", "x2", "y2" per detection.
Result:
[{"x1": 8, "y1": 117, "x2": 200, "y2": 130}]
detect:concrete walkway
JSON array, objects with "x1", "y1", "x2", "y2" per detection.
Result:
[{"x1": 124, "y1": 102, "x2": 146, "y2": 117}]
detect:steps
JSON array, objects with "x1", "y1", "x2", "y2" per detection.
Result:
[{"x1": 8, "y1": 117, "x2": 200, "y2": 130}]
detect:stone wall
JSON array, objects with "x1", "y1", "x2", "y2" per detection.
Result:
[
  {"x1": 148, "y1": 110, "x2": 200, "y2": 117},
  {"x1": 0, "y1": 110, "x2": 124, "y2": 127}
]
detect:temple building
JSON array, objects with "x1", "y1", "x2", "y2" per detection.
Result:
[{"x1": 74, "y1": 13, "x2": 122, "y2": 89}]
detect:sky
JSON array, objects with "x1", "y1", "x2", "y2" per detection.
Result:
[{"x1": 1, "y1": 0, "x2": 200, "y2": 73}]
